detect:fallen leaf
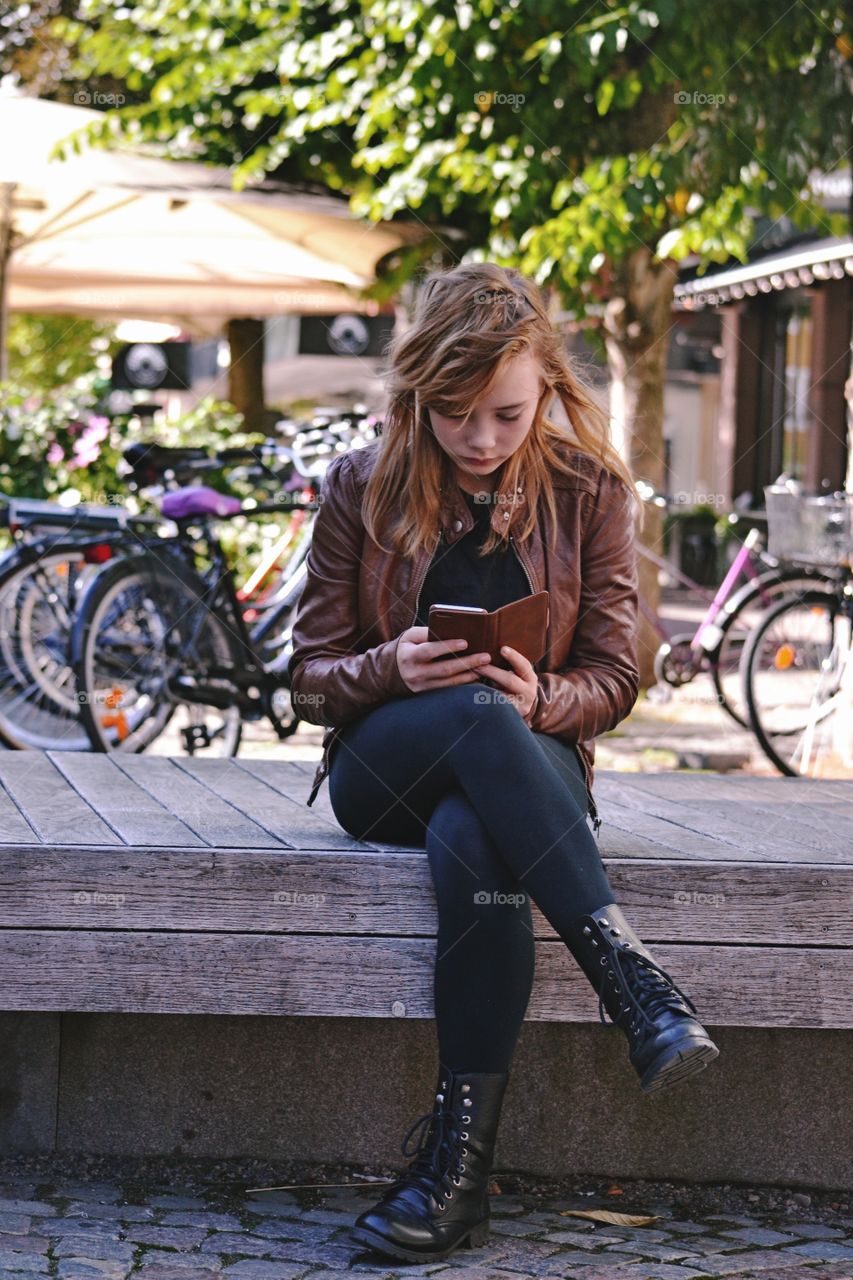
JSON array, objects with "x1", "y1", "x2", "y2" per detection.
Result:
[{"x1": 559, "y1": 1210, "x2": 661, "y2": 1227}]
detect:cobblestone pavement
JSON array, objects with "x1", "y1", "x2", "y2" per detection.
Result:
[{"x1": 1, "y1": 1165, "x2": 852, "y2": 1280}]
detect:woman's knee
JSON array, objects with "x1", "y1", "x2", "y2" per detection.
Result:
[{"x1": 405, "y1": 681, "x2": 522, "y2": 731}]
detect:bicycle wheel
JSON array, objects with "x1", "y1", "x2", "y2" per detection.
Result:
[
  {"x1": 708, "y1": 569, "x2": 837, "y2": 727},
  {"x1": 742, "y1": 589, "x2": 852, "y2": 778},
  {"x1": 0, "y1": 547, "x2": 98, "y2": 750},
  {"x1": 249, "y1": 568, "x2": 305, "y2": 739},
  {"x1": 72, "y1": 553, "x2": 242, "y2": 756}
]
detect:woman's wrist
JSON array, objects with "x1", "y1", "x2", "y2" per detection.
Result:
[{"x1": 523, "y1": 679, "x2": 542, "y2": 726}]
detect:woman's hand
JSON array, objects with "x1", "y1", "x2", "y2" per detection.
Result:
[
  {"x1": 395, "y1": 626, "x2": 493, "y2": 694},
  {"x1": 475, "y1": 645, "x2": 540, "y2": 723}
]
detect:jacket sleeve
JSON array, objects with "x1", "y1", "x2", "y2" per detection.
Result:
[
  {"x1": 527, "y1": 467, "x2": 640, "y2": 742},
  {"x1": 286, "y1": 450, "x2": 413, "y2": 727}
]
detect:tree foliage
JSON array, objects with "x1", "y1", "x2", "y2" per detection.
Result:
[{"x1": 47, "y1": 0, "x2": 851, "y2": 315}]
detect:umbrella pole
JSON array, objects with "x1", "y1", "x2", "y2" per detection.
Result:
[{"x1": 0, "y1": 183, "x2": 16, "y2": 383}]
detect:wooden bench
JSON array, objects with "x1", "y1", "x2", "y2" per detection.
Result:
[{"x1": 0, "y1": 750, "x2": 850, "y2": 1027}]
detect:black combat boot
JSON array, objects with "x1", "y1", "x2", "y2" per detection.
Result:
[
  {"x1": 349, "y1": 1062, "x2": 509, "y2": 1262},
  {"x1": 565, "y1": 903, "x2": 719, "y2": 1093}
]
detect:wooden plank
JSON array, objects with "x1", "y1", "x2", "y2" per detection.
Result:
[
  {"x1": 236, "y1": 756, "x2": 423, "y2": 853},
  {"x1": 288, "y1": 755, "x2": 730, "y2": 857},
  {"x1": 0, "y1": 931, "x2": 848, "y2": 1026},
  {"x1": 47, "y1": 753, "x2": 206, "y2": 848},
  {"x1": 700, "y1": 773, "x2": 853, "y2": 804},
  {"x1": 0, "y1": 846, "x2": 849, "y2": 944},
  {"x1": 177, "y1": 758, "x2": 372, "y2": 851},
  {"x1": 597, "y1": 774, "x2": 843, "y2": 862},
  {"x1": 0, "y1": 768, "x2": 40, "y2": 844},
  {"x1": 597, "y1": 793, "x2": 738, "y2": 859},
  {"x1": 622, "y1": 772, "x2": 853, "y2": 861},
  {"x1": 110, "y1": 756, "x2": 287, "y2": 848},
  {"x1": 244, "y1": 758, "x2": 706, "y2": 859},
  {"x1": 0, "y1": 753, "x2": 121, "y2": 846},
  {"x1": 288, "y1": 756, "x2": 847, "y2": 860}
]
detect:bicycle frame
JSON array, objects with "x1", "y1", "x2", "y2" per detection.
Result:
[
  {"x1": 637, "y1": 526, "x2": 767, "y2": 645},
  {"x1": 133, "y1": 496, "x2": 312, "y2": 720}
]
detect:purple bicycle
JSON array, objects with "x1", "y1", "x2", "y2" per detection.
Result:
[{"x1": 639, "y1": 486, "x2": 837, "y2": 728}]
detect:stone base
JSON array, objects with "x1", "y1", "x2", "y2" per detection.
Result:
[{"x1": 1, "y1": 1013, "x2": 850, "y2": 1191}]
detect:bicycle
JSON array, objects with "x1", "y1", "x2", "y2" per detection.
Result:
[
  {"x1": 0, "y1": 496, "x2": 163, "y2": 750},
  {"x1": 741, "y1": 483, "x2": 853, "y2": 778},
  {"x1": 69, "y1": 452, "x2": 331, "y2": 756},
  {"x1": 0, "y1": 412, "x2": 369, "y2": 753},
  {"x1": 639, "y1": 483, "x2": 837, "y2": 726}
]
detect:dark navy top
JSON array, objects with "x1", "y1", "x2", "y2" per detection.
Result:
[{"x1": 415, "y1": 488, "x2": 531, "y2": 627}]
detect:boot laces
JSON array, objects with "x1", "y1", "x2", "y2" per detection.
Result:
[
  {"x1": 387, "y1": 1091, "x2": 466, "y2": 1208},
  {"x1": 598, "y1": 947, "x2": 698, "y2": 1031}
]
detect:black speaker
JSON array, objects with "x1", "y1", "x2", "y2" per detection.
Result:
[
  {"x1": 111, "y1": 342, "x2": 192, "y2": 390},
  {"x1": 298, "y1": 313, "x2": 394, "y2": 357}
]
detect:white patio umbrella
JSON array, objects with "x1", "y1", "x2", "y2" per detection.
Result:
[{"x1": 0, "y1": 91, "x2": 431, "y2": 355}]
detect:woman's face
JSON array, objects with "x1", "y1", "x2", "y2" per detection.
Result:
[{"x1": 427, "y1": 350, "x2": 547, "y2": 493}]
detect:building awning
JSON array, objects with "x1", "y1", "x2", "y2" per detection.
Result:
[{"x1": 675, "y1": 237, "x2": 853, "y2": 310}]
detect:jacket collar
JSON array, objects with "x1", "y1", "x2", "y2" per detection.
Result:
[{"x1": 438, "y1": 472, "x2": 526, "y2": 542}]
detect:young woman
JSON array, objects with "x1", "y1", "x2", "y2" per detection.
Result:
[{"x1": 287, "y1": 263, "x2": 719, "y2": 1264}]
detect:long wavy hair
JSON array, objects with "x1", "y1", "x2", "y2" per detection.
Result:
[{"x1": 363, "y1": 262, "x2": 643, "y2": 558}]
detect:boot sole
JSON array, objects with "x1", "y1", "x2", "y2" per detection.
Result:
[
  {"x1": 350, "y1": 1217, "x2": 490, "y2": 1261},
  {"x1": 639, "y1": 1036, "x2": 719, "y2": 1093}
]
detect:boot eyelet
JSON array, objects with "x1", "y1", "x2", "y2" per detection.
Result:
[
  {"x1": 437, "y1": 1200, "x2": 445, "y2": 1211},
  {"x1": 459, "y1": 1162, "x2": 466, "y2": 1172},
  {"x1": 461, "y1": 1134, "x2": 468, "y2": 1141},
  {"x1": 446, "y1": 1189, "x2": 453, "y2": 1199}
]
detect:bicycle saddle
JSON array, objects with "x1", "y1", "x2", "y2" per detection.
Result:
[
  {"x1": 161, "y1": 486, "x2": 242, "y2": 520},
  {"x1": 122, "y1": 442, "x2": 209, "y2": 481}
]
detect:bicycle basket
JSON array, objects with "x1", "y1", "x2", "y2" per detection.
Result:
[{"x1": 764, "y1": 485, "x2": 853, "y2": 568}]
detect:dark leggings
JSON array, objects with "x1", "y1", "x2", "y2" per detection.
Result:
[{"x1": 327, "y1": 682, "x2": 617, "y2": 1074}]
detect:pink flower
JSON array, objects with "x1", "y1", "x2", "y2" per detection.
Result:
[{"x1": 47, "y1": 443, "x2": 64, "y2": 464}]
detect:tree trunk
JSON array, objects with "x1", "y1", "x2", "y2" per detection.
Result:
[
  {"x1": 226, "y1": 317, "x2": 266, "y2": 433},
  {"x1": 602, "y1": 245, "x2": 678, "y2": 689}
]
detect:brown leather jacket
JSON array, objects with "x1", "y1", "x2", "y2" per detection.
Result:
[{"x1": 288, "y1": 437, "x2": 640, "y2": 828}]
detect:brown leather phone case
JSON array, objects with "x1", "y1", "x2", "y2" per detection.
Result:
[{"x1": 427, "y1": 590, "x2": 550, "y2": 670}]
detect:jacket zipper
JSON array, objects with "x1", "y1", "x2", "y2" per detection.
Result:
[
  {"x1": 410, "y1": 543, "x2": 433, "y2": 627},
  {"x1": 576, "y1": 747, "x2": 602, "y2": 836},
  {"x1": 510, "y1": 532, "x2": 601, "y2": 837},
  {"x1": 508, "y1": 531, "x2": 536, "y2": 595}
]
